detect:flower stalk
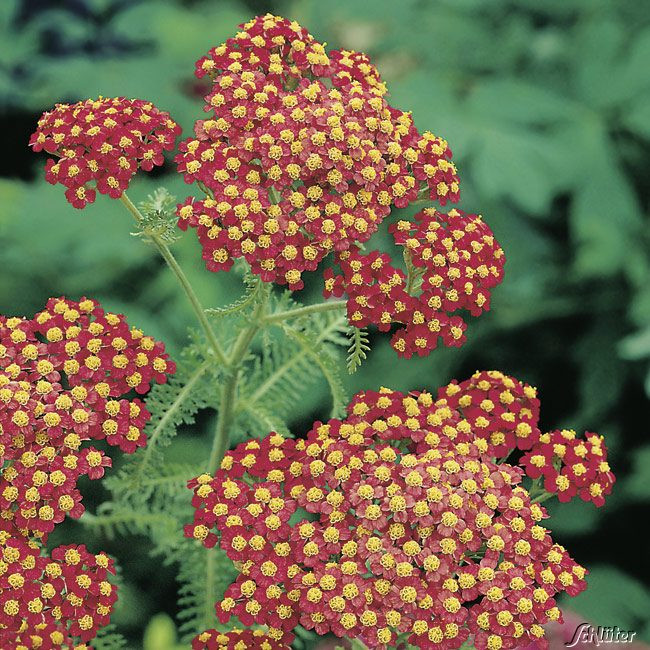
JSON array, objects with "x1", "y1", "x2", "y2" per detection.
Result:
[
  {"x1": 119, "y1": 192, "x2": 229, "y2": 367},
  {"x1": 207, "y1": 284, "x2": 271, "y2": 474},
  {"x1": 263, "y1": 299, "x2": 347, "y2": 324}
]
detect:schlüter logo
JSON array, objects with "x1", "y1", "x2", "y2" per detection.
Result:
[{"x1": 566, "y1": 624, "x2": 637, "y2": 647}]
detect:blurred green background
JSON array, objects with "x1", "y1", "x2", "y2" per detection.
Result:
[{"x1": 1, "y1": 0, "x2": 650, "y2": 647}]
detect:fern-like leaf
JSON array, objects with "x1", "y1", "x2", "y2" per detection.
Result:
[
  {"x1": 176, "y1": 543, "x2": 236, "y2": 640},
  {"x1": 118, "y1": 347, "x2": 216, "y2": 490},
  {"x1": 93, "y1": 625, "x2": 128, "y2": 650},
  {"x1": 81, "y1": 503, "x2": 179, "y2": 544},
  {"x1": 103, "y1": 461, "x2": 202, "y2": 514},
  {"x1": 134, "y1": 187, "x2": 179, "y2": 243},
  {"x1": 346, "y1": 326, "x2": 370, "y2": 374},
  {"x1": 282, "y1": 314, "x2": 348, "y2": 418},
  {"x1": 235, "y1": 310, "x2": 348, "y2": 434},
  {"x1": 205, "y1": 274, "x2": 263, "y2": 320}
]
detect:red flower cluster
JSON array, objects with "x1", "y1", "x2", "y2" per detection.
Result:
[
  {"x1": 30, "y1": 97, "x2": 180, "y2": 208},
  {"x1": 0, "y1": 297, "x2": 174, "y2": 647},
  {"x1": 0, "y1": 524, "x2": 117, "y2": 647},
  {"x1": 186, "y1": 371, "x2": 608, "y2": 650},
  {"x1": 176, "y1": 14, "x2": 462, "y2": 291},
  {"x1": 324, "y1": 209, "x2": 505, "y2": 357},
  {"x1": 0, "y1": 297, "x2": 175, "y2": 538},
  {"x1": 441, "y1": 371, "x2": 541, "y2": 457},
  {"x1": 192, "y1": 628, "x2": 289, "y2": 649},
  {"x1": 522, "y1": 430, "x2": 615, "y2": 507}
]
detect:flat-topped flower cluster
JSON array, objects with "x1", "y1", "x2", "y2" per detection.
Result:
[
  {"x1": 325, "y1": 208, "x2": 504, "y2": 356},
  {"x1": 30, "y1": 97, "x2": 180, "y2": 208},
  {"x1": 174, "y1": 14, "x2": 504, "y2": 357},
  {"x1": 29, "y1": 13, "x2": 506, "y2": 360},
  {"x1": 186, "y1": 371, "x2": 614, "y2": 650},
  {"x1": 0, "y1": 528, "x2": 117, "y2": 647},
  {"x1": 0, "y1": 298, "x2": 175, "y2": 647},
  {"x1": 176, "y1": 13, "x2": 461, "y2": 291}
]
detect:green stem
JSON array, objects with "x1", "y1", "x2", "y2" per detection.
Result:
[
  {"x1": 206, "y1": 287, "x2": 270, "y2": 474},
  {"x1": 207, "y1": 368, "x2": 240, "y2": 474},
  {"x1": 119, "y1": 192, "x2": 228, "y2": 366},
  {"x1": 527, "y1": 477, "x2": 555, "y2": 504},
  {"x1": 264, "y1": 299, "x2": 347, "y2": 324},
  {"x1": 404, "y1": 249, "x2": 423, "y2": 296},
  {"x1": 531, "y1": 492, "x2": 555, "y2": 504}
]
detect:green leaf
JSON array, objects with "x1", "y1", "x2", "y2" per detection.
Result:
[
  {"x1": 81, "y1": 503, "x2": 180, "y2": 542},
  {"x1": 465, "y1": 79, "x2": 580, "y2": 126},
  {"x1": 624, "y1": 90, "x2": 650, "y2": 139},
  {"x1": 573, "y1": 19, "x2": 625, "y2": 109},
  {"x1": 117, "y1": 346, "x2": 216, "y2": 491},
  {"x1": 136, "y1": 187, "x2": 180, "y2": 243},
  {"x1": 471, "y1": 125, "x2": 559, "y2": 213},
  {"x1": 176, "y1": 543, "x2": 236, "y2": 640},
  {"x1": 283, "y1": 321, "x2": 348, "y2": 418},
  {"x1": 234, "y1": 307, "x2": 349, "y2": 434},
  {"x1": 568, "y1": 123, "x2": 642, "y2": 277},
  {"x1": 205, "y1": 274, "x2": 263, "y2": 320},
  {"x1": 93, "y1": 624, "x2": 128, "y2": 650},
  {"x1": 545, "y1": 497, "x2": 601, "y2": 536},
  {"x1": 347, "y1": 326, "x2": 371, "y2": 374}
]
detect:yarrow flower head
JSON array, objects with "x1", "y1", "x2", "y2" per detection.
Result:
[
  {"x1": 0, "y1": 297, "x2": 175, "y2": 540},
  {"x1": 0, "y1": 297, "x2": 174, "y2": 647},
  {"x1": 325, "y1": 209, "x2": 505, "y2": 357},
  {"x1": 176, "y1": 15, "x2": 461, "y2": 285},
  {"x1": 192, "y1": 627, "x2": 289, "y2": 649},
  {"x1": 30, "y1": 97, "x2": 181, "y2": 208},
  {"x1": 0, "y1": 523, "x2": 118, "y2": 648},
  {"x1": 174, "y1": 13, "x2": 503, "y2": 357},
  {"x1": 521, "y1": 430, "x2": 615, "y2": 507},
  {"x1": 186, "y1": 370, "x2": 610, "y2": 650}
]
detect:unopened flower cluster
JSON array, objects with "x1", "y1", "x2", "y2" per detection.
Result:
[
  {"x1": 0, "y1": 297, "x2": 175, "y2": 647},
  {"x1": 186, "y1": 371, "x2": 612, "y2": 650},
  {"x1": 175, "y1": 14, "x2": 504, "y2": 356},
  {"x1": 30, "y1": 97, "x2": 180, "y2": 208}
]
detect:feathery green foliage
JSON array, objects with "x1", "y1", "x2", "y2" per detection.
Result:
[
  {"x1": 134, "y1": 187, "x2": 180, "y2": 243},
  {"x1": 205, "y1": 272, "x2": 264, "y2": 320},
  {"x1": 176, "y1": 544, "x2": 237, "y2": 640},
  {"x1": 93, "y1": 625, "x2": 128, "y2": 650},
  {"x1": 347, "y1": 326, "x2": 371, "y2": 374}
]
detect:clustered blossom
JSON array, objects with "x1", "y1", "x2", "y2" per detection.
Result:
[
  {"x1": 522, "y1": 430, "x2": 615, "y2": 507},
  {"x1": 174, "y1": 13, "x2": 503, "y2": 357},
  {"x1": 192, "y1": 628, "x2": 288, "y2": 649},
  {"x1": 0, "y1": 296, "x2": 175, "y2": 538},
  {"x1": 30, "y1": 97, "x2": 180, "y2": 208},
  {"x1": 176, "y1": 13, "x2": 460, "y2": 287},
  {"x1": 324, "y1": 208, "x2": 505, "y2": 356},
  {"x1": 186, "y1": 370, "x2": 611, "y2": 650},
  {"x1": 0, "y1": 297, "x2": 175, "y2": 647},
  {"x1": 0, "y1": 524, "x2": 117, "y2": 647}
]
